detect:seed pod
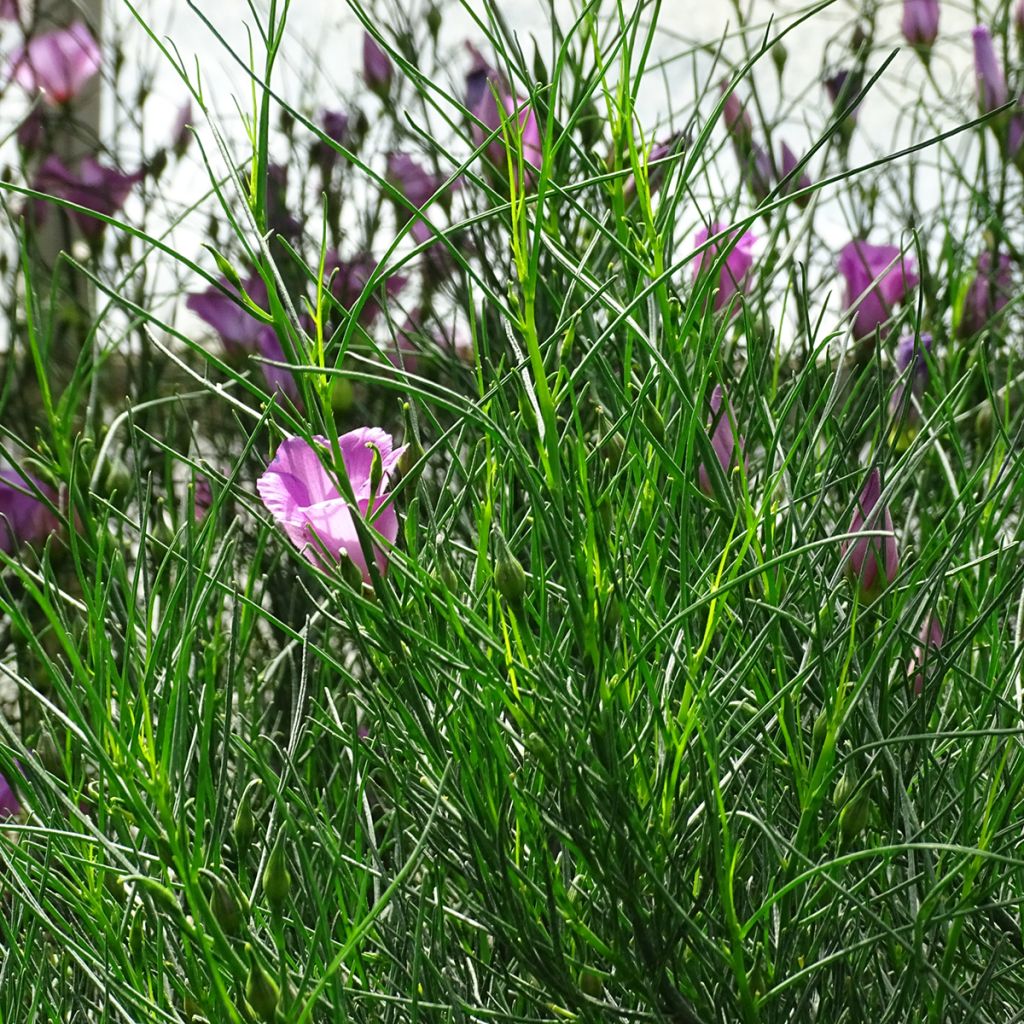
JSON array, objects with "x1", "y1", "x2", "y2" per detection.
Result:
[
  {"x1": 493, "y1": 527, "x2": 527, "y2": 606},
  {"x1": 262, "y1": 833, "x2": 291, "y2": 917},
  {"x1": 245, "y1": 949, "x2": 280, "y2": 1022}
]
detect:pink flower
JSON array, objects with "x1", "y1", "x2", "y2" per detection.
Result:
[
  {"x1": 719, "y1": 80, "x2": 753, "y2": 144},
  {"x1": 31, "y1": 155, "x2": 142, "y2": 239},
  {"x1": 1, "y1": 0, "x2": 19, "y2": 22},
  {"x1": 697, "y1": 385, "x2": 746, "y2": 496},
  {"x1": 692, "y1": 223, "x2": 757, "y2": 312},
  {"x1": 0, "y1": 466, "x2": 58, "y2": 555},
  {"x1": 257, "y1": 430, "x2": 407, "y2": 580},
  {"x1": 843, "y1": 467, "x2": 899, "y2": 599},
  {"x1": 838, "y1": 241, "x2": 918, "y2": 342},
  {"x1": 10, "y1": 21, "x2": 101, "y2": 105},
  {"x1": 779, "y1": 141, "x2": 812, "y2": 206},
  {"x1": 186, "y1": 275, "x2": 268, "y2": 357}
]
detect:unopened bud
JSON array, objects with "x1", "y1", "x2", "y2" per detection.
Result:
[
  {"x1": 812, "y1": 710, "x2": 828, "y2": 752},
  {"x1": 580, "y1": 968, "x2": 604, "y2": 998},
  {"x1": 233, "y1": 781, "x2": 259, "y2": 858},
  {"x1": 492, "y1": 528, "x2": 527, "y2": 606},
  {"x1": 839, "y1": 788, "x2": 872, "y2": 846},
  {"x1": 771, "y1": 41, "x2": 788, "y2": 77},
  {"x1": 262, "y1": 833, "x2": 291, "y2": 917},
  {"x1": 205, "y1": 870, "x2": 247, "y2": 938},
  {"x1": 832, "y1": 771, "x2": 854, "y2": 807},
  {"x1": 245, "y1": 949, "x2": 280, "y2": 1022}
]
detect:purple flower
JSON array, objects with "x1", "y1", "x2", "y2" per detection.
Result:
[
  {"x1": 623, "y1": 132, "x2": 683, "y2": 202},
  {"x1": 692, "y1": 223, "x2": 757, "y2": 313},
  {"x1": 363, "y1": 31, "x2": 393, "y2": 96},
  {"x1": 1, "y1": 0, "x2": 19, "y2": 22},
  {"x1": 824, "y1": 69, "x2": 863, "y2": 124},
  {"x1": 266, "y1": 162, "x2": 301, "y2": 240},
  {"x1": 779, "y1": 141, "x2": 812, "y2": 205},
  {"x1": 0, "y1": 467, "x2": 58, "y2": 555},
  {"x1": 324, "y1": 252, "x2": 405, "y2": 326},
  {"x1": 0, "y1": 772, "x2": 19, "y2": 819},
  {"x1": 719, "y1": 80, "x2": 753, "y2": 144},
  {"x1": 909, "y1": 614, "x2": 944, "y2": 696},
  {"x1": 256, "y1": 429, "x2": 407, "y2": 580},
  {"x1": 901, "y1": 0, "x2": 939, "y2": 49},
  {"x1": 889, "y1": 333, "x2": 932, "y2": 423},
  {"x1": 843, "y1": 467, "x2": 899, "y2": 599},
  {"x1": 958, "y1": 250, "x2": 1012, "y2": 337},
  {"x1": 320, "y1": 109, "x2": 351, "y2": 145},
  {"x1": 193, "y1": 476, "x2": 213, "y2": 521},
  {"x1": 972, "y1": 26, "x2": 1008, "y2": 115},
  {"x1": 31, "y1": 155, "x2": 142, "y2": 239},
  {"x1": 171, "y1": 101, "x2": 192, "y2": 156},
  {"x1": 186, "y1": 277, "x2": 301, "y2": 403},
  {"x1": 186, "y1": 276, "x2": 269, "y2": 357},
  {"x1": 464, "y1": 42, "x2": 498, "y2": 113},
  {"x1": 10, "y1": 21, "x2": 101, "y2": 106},
  {"x1": 697, "y1": 385, "x2": 746, "y2": 496},
  {"x1": 472, "y1": 88, "x2": 543, "y2": 177},
  {"x1": 387, "y1": 152, "x2": 443, "y2": 209},
  {"x1": 838, "y1": 241, "x2": 918, "y2": 342},
  {"x1": 1017, "y1": 0, "x2": 1024, "y2": 37}
]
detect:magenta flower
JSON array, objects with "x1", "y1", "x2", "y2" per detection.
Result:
[
  {"x1": 697, "y1": 385, "x2": 746, "y2": 496},
  {"x1": 0, "y1": 771, "x2": 19, "y2": 819},
  {"x1": 824, "y1": 69, "x2": 863, "y2": 125},
  {"x1": 909, "y1": 615, "x2": 944, "y2": 696},
  {"x1": 901, "y1": 0, "x2": 939, "y2": 49},
  {"x1": 843, "y1": 468, "x2": 899, "y2": 599},
  {"x1": 386, "y1": 152, "x2": 453, "y2": 243},
  {"x1": 363, "y1": 31, "x2": 393, "y2": 96},
  {"x1": 31, "y1": 155, "x2": 142, "y2": 239},
  {"x1": 256, "y1": 430, "x2": 407, "y2": 580},
  {"x1": 193, "y1": 476, "x2": 213, "y2": 521},
  {"x1": 692, "y1": 224, "x2": 757, "y2": 313},
  {"x1": 320, "y1": 109, "x2": 351, "y2": 145},
  {"x1": 889, "y1": 333, "x2": 932, "y2": 424},
  {"x1": 838, "y1": 241, "x2": 918, "y2": 342},
  {"x1": 972, "y1": 26, "x2": 1008, "y2": 115},
  {"x1": 0, "y1": 467, "x2": 58, "y2": 555},
  {"x1": 10, "y1": 21, "x2": 101, "y2": 106},
  {"x1": 958, "y1": 250, "x2": 1013, "y2": 337},
  {"x1": 1, "y1": 0, "x2": 19, "y2": 22}
]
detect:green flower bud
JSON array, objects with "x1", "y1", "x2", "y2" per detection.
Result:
[
  {"x1": 811, "y1": 710, "x2": 828, "y2": 752},
  {"x1": 245, "y1": 949, "x2": 280, "y2": 1022},
  {"x1": 492, "y1": 527, "x2": 527, "y2": 606},
  {"x1": 233, "y1": 781, "x2": 259, "y2": 859},
  {"x1": 205, "y1": 870, "x2": 248, "y2": 938},
  {"x1": 839, "y1": 788, "x2": 872, "y2": 847},
  {"x1": 262, "y1": 833, "x2": 291, "y2": 917},
  {"x1": 580, "y1": 969, "x2": 604, "y2": 998},
  {"x1": 832, "y1": 771, "x2": 854, "y2": 807}
]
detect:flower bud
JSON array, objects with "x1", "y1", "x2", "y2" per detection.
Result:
[
  {"x1": 233, "y1": 780, "x2": 259, "y2": 858},
  {"x1": 909, "y1": 614, "x2": 944, "y2": 696},
  {"x1": 812, "y1": 710, "x2": 828, "y2": 752},
  {"x1": 262, "y1": 833, "x2": 291, "y2": 917},
  {"x1": 697, "y1": 385, "x2": 746, "y2": 497},
  {"x1": 958, "y1": 250, "x2": 1013, "y2": 338},
  {"x1": 842, "y1": 468, "x2": 899, "y2": 599},
  {"x1": 205, "y1": 870, "x2": 248, "y2": 938},
  {"x1": 901, "y1": 0, "x2": 939, "y2": 53},
  {"x1": 245, "y1": 948, "x2": 280, "y2": 1022},
  {"x1": 493, "y1": 527, "x2": 527, "y2": 606},
  {"x1": 778, "y1": 141, "x2": 811, "y2": 207},
  {"x1": 832, "y1": 772, "x2": 854, "y2": 807},
  {"x1": 839, "y1": 788, "x2": 872, "y2": 847},
  {"x1": 973, "y1": 25, "x2": 1008, "y2": 117}
]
